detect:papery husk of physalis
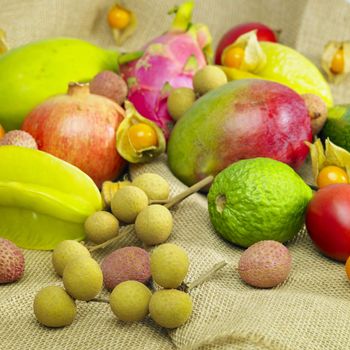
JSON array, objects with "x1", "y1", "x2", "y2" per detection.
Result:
[
  {"x1": 0, "y1": 28, "x2": 9, "y2": 54},
  {"x1": 305, "y1": 138, "x2": 350, "y2": 184},
  {"x1": 221, "y1": 30, "x2": 267, "y2": 73},
  {"x1": 116, "y1": 101, "x2": 166, "y2": 163},
  {"x1": 321, "y1": 41, "x2": 350, "y2": 84},
  {"x1": 110, "y1": 3, "x2": 137, "y2": 46},
  {"x1": 101, "y1": 177, "x2": 132, "y2": 209}
]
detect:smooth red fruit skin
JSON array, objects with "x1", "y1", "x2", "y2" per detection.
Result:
[
  {"x1": 22, "y1": 85, "x2": 126, "y2": 189},
  {"x1": 215, "y1": 22, "x2": 277, "y2": 65},
  {"x1": 305, "y1": 184, "x2": 350, "y2": 262}
]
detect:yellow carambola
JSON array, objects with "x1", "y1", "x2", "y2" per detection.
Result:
[
  {"x1": 0, "y1": 37, "x2": 118, "y2": 131},
  {"x1": 221, "y1": 41, "x2": 333, "y2": 107},
  {"x1": 0, "y1": 146, "x2": 103, "y2": 250}
]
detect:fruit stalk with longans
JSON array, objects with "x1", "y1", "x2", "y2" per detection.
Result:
[{"x1": 120, "y1": 1, "x2": 212, "y2": 138}]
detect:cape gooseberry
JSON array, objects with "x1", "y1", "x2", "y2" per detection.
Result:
[
  {"x1": 109, "y1": 280, "x2": 152, "y2": 322},
  {"x1": 150, "y1": 243, "x2": 189, "y2": 288}
]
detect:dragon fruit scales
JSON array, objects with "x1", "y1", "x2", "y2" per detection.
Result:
[{"x1": 120, "y1": 1, "x2": 211, "y2": 138}]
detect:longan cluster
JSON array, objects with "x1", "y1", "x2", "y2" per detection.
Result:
[
  {"x1": 85, "y1": 172, "x2": 173, "y2": 247},
  {"x1": 34, "y1": 240, "x2": 103, "y2": 327},
  {"x1": 109, "y1": 243, "x2": 192, "y2": 329}
]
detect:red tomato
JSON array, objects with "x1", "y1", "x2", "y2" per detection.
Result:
[
  {"x1": 215, "y1": 22, "x2": 277, "y2": 65},
  {"x1": 305, "y1": 184, "x2": 350, "y2": 262}
]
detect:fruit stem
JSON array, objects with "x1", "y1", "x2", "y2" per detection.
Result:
[
  {"x1": 67, "y1": 82, "x2": 90, "y2": 96},
  {"x1": 307, "y1": 183, "x2": 319, "y2": 191},
  {"x1": 88, "y1": 176, "x2": 214, "y2": 252},
  {"x1": 169, "y1": 1, "x2": 194, "y2": 32},
  {"x1": 149, "y1": 199, "x2": 169, "y2": 205},
  {"x1": 164, "y1": 175, "x2": 214, "y2": 209},
  {"x1": 88, "y1": 298, "x2": 109, "y2": 304},
  {"x1": 187, "y1": 260, "x2": 227, "y2": 291},
  {"x1": 88, "y1": 225, "x2": 134, "y2": 252}
]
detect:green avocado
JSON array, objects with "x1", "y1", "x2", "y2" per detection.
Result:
[
  {"x1": 0, "y1": 37, "x2": 118, "y2": 131},
  {"x1": 321, "y1": 105, "x2": 350, "y2": 151}
]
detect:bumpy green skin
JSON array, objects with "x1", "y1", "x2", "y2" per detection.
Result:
[
  {"x1": 0, "y1": 37, "x2": 117, "y2": 130},
  {"x1": 207, "y1": 158, "x2": 312, "y2": 247},
  {"x1": 321, "y1": 105, "x2": 350, "y2": 151},
  {"x1": 0, "y1": 146, "x2": 102, "y2": 250}
]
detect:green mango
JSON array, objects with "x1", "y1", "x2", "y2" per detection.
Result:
[
  {"x1": 0, "y1": 37, "x2": 118, "y2": 131},
  {"x1": 0, "y1": 146, "x2": 103, "y2": 250}
]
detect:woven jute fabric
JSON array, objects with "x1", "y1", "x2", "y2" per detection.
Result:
[{"x1": 1, "y1": 0, "x2": 350, "y2": 349}]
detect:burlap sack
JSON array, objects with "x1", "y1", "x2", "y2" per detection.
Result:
[{"x1": 1, "y1": 1, "x2": 350, "y2": 349}]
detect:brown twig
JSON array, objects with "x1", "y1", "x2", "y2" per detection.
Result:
[
  {"x1": 164, "y1": 175, "x2": 214, "y2": 209},
  {"x1": 149, "y1": 199, "x2": 170, "y2": 205},
  {"x1": 187, "y1": 261, "x2": 228, "y2": 291},
  {"x1": 88, "y1": 225, "x2": 134, "y2": 252},
  {"x1": 88, "y1": 298, "x2": 109, "y2": 304},
  {"x1": 88, "y1": 176, "x2": 214, "y2": 252}
]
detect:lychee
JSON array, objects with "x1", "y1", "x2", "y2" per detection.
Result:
[
  {"x1": 238, "y1": 240, "x2": 292, "y2": 288},
  {"x1": 0, "y1": 130, "x2": 37, "y2": 149},
  {"x1": 301, "y1": 93, "x2": 328, "y2": 135},
  {"x1": 0, "y1": 238, "x2": 25, "y2": 284},
  {"x1": 101, "y1": 246, "x2": 151, "y2": 290},
  {"x1": 90, "y1": 70, "x2": 128, "y2": 106}
]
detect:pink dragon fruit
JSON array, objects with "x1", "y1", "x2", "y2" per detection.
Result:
[{"x1": 120, "y1": 1, "x2": 211, "y2": 138}]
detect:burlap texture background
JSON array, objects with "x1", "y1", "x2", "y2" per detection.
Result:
[{"x1": 1, "y1": 0, "x2": 350, "y2": 349}]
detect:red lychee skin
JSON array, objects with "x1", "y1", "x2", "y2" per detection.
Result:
[
  {"x1": 101, "y1": 246, "x2": 151, "y2": 290},
  {"x1": 90, "y1": 71, "x2": 128, "y2": 106},
  {"x1": 0, "y1": 238, "x2": 25, "y2": 284},
  {"x1": 0, "y1": 130, "x2": 38, "y2": 149},
  {"x1": 238, "y1": 240, "x2": 292, "y2": 288}
]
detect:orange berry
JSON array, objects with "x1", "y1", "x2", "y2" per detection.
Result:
[
  {"x1": 317, "y1": 165, "x2": 349, "y2": 188},
  {"x1": 345, "y1": 256, "x2": 350, "y2": 280},
  {"x1": 128, "y1": 123, "x2": 157, "y2": 151},
  {"x1": 222, "y1": 46, "x2": 245, "y2": 68},
  {"x1": 107, "y1": 5, "x2": 131, "y2": 30},
  {"x1": 330, "y1": 48, "x2": 344, "y2": 74},
  {"x1": 0, "y1": 124, "x2": 5, "y2": 140}
]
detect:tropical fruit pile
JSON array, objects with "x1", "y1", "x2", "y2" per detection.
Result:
[{"x1": 2, "y1": 0, "x2": 350, "y2": 334}]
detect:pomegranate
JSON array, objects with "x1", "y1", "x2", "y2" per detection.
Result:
[{"x1": 22, "y1": 83, "x2": 125, "y2": 188}]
